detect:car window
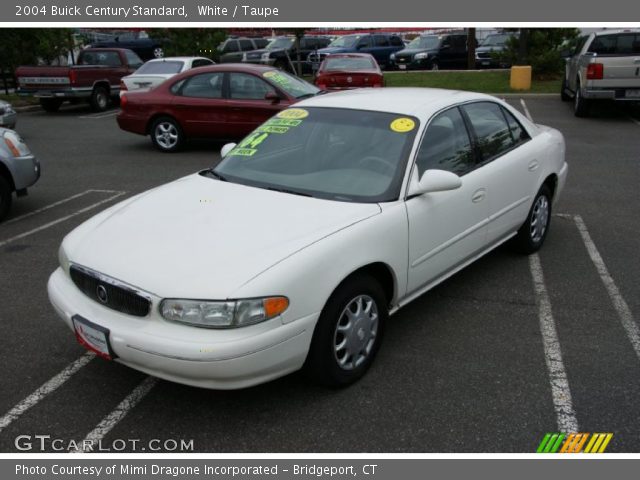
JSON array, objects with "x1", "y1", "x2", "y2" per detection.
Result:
[
  {"x1": 95, "y1": 51, "x2": 122, "y2": 66},
  {"x1": 255, "y1": 39, "x2": 269, "y2": 49},
  {"x1": 191, "y1": 59, "x2": 214, "y2": 68},
  {"x1": 124, "y1": 50, "x2": 143, "y2": 69},
  {"x1": 229, "y1": 73, "x2": 275, "y2": 100},
  {"x1": 573, "y1": 35, "x2": 589, "y2": 55},
  {"x1": 324, "y1": 56, "x2": 377, "y2": 71},
  {"x1": 463, "y1": 102, "x2": 516, "y2": 161},
  {"x1": 416, "y1": 107, "x2": 474, "y2": 177},
  {"x1": 319, "y1": 38, "x2": 331, "y2": 48},
  {"x1": 179, "y1": 72, "x2": 224, "y2": 99},
  {"x1": 239, "y1": 39, "x2": 253, "y2": 51},
  {"x1": 390, "y1": 36, "x2": 404, "y2": 47},
  {"x1": 589, "y1": 34, "x2": 618, "y2": 54},
  {"x1": 224, "y1": 40, "x2": 239, "y2": 53},
  {"x1": 374, "y1": 35, "x2": 390, "y2": 47},
  {"x1": 501, "y1": 107, "x2": 530, "y2": 145},
  {"x1": 357, "y1": 36, "x2": 372, "y2": 48},
  {"x1": 136, "y1": 61, "x2": 183, "y2": 75},
  {"x1": 453, "y1": 36, "x2": 467, "y2": 49}
]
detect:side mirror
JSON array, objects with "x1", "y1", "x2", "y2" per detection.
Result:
[
  {"x1": 220, "y1": 143, "x2": 237, "y2": 158},
  {"x1": 408, "y1": 168, "x2": 462, "y2": 197},
  {"x1": 265, "y1": 91, "x2": 280, "y2": 103}
]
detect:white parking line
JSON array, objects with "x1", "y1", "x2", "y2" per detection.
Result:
[
  {"x1": 2, "y1": 189, "x2": 122, "y2": 226},
  {"x1": 529, "y1": 254, "x2": 579, "y2": 433},
  {"x1": 0, "y1": 191, "x2": 125, "y2": 248},
  {"x1": 78, "y1": 377, "x2": 158, "y2": 452},
  {"x1": 573, "y1": 215, "x2": 640, "y2": 361},
  {"x1": 78, "y1": 110, "x2": 119, "y2": 119},
  {"x1": 0, "y1": 352, "x2": 95, "y2": 434},
  {"x1": 520, "y1": 99, "x2": 534, "y2": 122}
]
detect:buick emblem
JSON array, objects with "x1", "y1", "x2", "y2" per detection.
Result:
[
  {"x1": 96, "y1": 285, "x2": 108, "y2": 304},
  {"x1": 347, "y1": 76, "x2": 353, "y2": 83}
]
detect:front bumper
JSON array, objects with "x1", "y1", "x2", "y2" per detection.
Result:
[
  {"x1": 9, "y1": 153, "x2": 40, "y2": 190},
  {"x1": 47, "y1": 268, "x2": 318, "y2": 389},
  {"x1": 391, "y1": 58, "x2": 430, "y2": 70}
]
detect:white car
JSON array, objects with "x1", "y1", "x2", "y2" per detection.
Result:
[
  {"x1": 48, "y1": 88, "x2": 568, "y2": 389},
  {"x1": 120, "y1": 57, "x2": 214, "y2": 94}
]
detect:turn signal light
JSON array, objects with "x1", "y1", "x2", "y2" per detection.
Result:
[
  {"x1": 586, "y1": 63, "x2": 604, "y2": 80},
  {"x1": 4, "y1": 138, "x2": 20, "y2": 157},
  {"x1": 264, "y1": 297, "x2": 289, "y2": 318}
]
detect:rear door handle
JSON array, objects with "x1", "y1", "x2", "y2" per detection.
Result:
[
  {"x1": 472, "y1": 188, "x2": 486, "y2": 203},
  {"x1": 528, "y1": 160, "x2": 539, "y2": 171}
]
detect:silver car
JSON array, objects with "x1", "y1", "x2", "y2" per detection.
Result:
[
  {"x1": 0, "y1": 100, "x2": 17, "y2": 129},
  {"x1": 0, "y1": 128, "x2": 40, "y2": 221}
]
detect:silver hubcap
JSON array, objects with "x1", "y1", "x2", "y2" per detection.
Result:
[
  {"x1": 155, "y1": 122, "x2": 178, "y2": 149},
  {"x1": 530, "y1": 195, "x2": 549, "y2": 243},
  {"x1": 97, "y1": 93, "x2": 107, "y2": 108},
  {"x1": 154, "y1": 48, "x2": 164, "y2": 58},
  {"x1": 333, "y1": 295, "x2": 379, "y2": 371}
]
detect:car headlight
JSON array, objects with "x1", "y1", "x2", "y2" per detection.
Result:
[
  {"x1": 160, "y1": 296, "x2": 289, "y2": 328},
  {"x1": 2, "y1": 131, "x2": 28, "y2": 157},
  {"x1": 390, "y1": 53, "x2": 396, "y2": 60},
  {"x1": 414, "y1": 52, "x2": 429, "y2": 60},
  {"x1": 261, "y1": 52, "x2": 271, "y2": 61},
  {"x1": 58, "y1": 244, "x2": 70, "y2": 275}
]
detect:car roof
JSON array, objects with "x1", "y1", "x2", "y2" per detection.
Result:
[
  {"x1": 297, "y1": 88, "x2": 498, "y2": 120},
  {"x1": 593, "y1": 28, "x2": 640, "y2": 36},
  {"x1": 145, "y1": 57, "x2": 210, "y2": 62},
  {"x1": 323, "y1": 53, "x2": 376, "y2": 58},
  {"x1": 170, "y1": 63, "x2": 277, "y2": 77}
]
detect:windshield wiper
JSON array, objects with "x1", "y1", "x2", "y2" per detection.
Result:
[
  {"x1": 265, "y1": 186, "x2": 312, "y2": 197},
  {"x1": 206, "y1": 170, "x2": 227, "y2": 182}
]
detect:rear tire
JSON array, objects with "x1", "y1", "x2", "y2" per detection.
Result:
[
  {"x1": 560, "y1": 77, "x2": 571, "y2": 101},
  {"x1": 574, "y1": 83, "x2": 590, "y2": 117},
  {"x1": 90, "y1": 86, "x2": 109, "y2": 112},
  {"x1": 305, "y1": 274, "x2": 387, "y2": 387},
  {"x1": 0, "y1": 175, "x2": 13, "y2": 222},
  {"x1": 150, "y1": 116, "x2": 184, "y2": 153},
  {"x1": 512, "y1": 184, "x2": 552, "y2": 254},
  {"x1": 39, "y1": 98, "x2": 62, "y2": 112}
]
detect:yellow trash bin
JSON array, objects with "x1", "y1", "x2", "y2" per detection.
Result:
[{"x1": 510, "y1": 66, "x2": 532, "y2": 91}]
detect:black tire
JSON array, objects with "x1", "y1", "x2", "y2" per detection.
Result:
[
  {"x1": 560, "y1": 77, "x2": 571, "y2": 102},
  {"x1": 90, "y1": 86, "x2": 109, "y2": 112},
  {"x1": 512, "y1": 184, "x2": 552, "y2": 254},
  {"x1": 305, "y1": 274, "x2": 387, "y2": 387},
  {"x1": 39, "y1": 98, "x2": 63, "y2": 112},
  {"x1": 0, "y1": 175, "x2": 13, "y2": 222},
  {"x1": 150, "y1": 116, "x2": 184, "y2": 153},
  {"x1": 573, "y1": 83, "x2": 590, "y2": 117}
]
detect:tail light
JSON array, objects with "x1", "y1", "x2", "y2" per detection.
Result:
[
  {"x1": 69, "y1": 69, "x2": 77, "y2": 85},
  {"x1": 316, "y1": 83, "x2": 327, "y2": 90},
  {"x1": 119, "y1": 80, "x2": 128, "y2": 91},
  {"x1": 586, "y1": 63, "x2": 604, "y2": 80},
  {"x1": 120, "y1": 93, "x2": 128, "y2": 109}
]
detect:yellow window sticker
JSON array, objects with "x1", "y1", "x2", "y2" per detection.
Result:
[
  {"x1": 277, "y1": 108, "x2": 309, "y2": 120},
  {"x1": 390, "y1": 117, "x2": 415, "y2": 133}
]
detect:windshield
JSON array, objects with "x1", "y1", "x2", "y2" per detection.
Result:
[
  {"x1": 266, "y1": 37, "x2": 294, "y2": 50},
  {"x1": 480, "y1": 34, "x2": 511, "y2": 47},
  {"x1": 262, "y1": 70, "x2": 319, "y2": 98},
  {"x1": 408, "y1": 36, "x2": 441, "y2": 50},
  {"x1": 324, "y1": 56, "x2": 377, "y2": 71},
  {"x1": 213, "y1": 107, "x2": 419, "y2": 202},
  {"x1": 329, "y1": 35, "x2": 360, "y2": 48},
  {"x1": 135, "y1": 61, "x2": 184, "y2": 75}
]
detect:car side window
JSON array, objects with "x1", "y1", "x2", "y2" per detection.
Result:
[
  {"x1": 501, "y1": 107, "x2": 530, "y2": 145},
  {"x1": 374, "y1": 35, "x2": 390, "y2": 47},
  {"x1": 179, "y1": 72, "x2": 224, "y2": 99},
  {"x1": 463, "y1": 102, "x2": 515, "y2": 161},
  {"x1": 390, "y1": 36, "x2": 404, "y2": 47},
  {"x1": 357, "y1": 36, "x2": 372, "y2": 48},
  {"x1": 95, "y1": 51, "x2": 122, "y2": 66},
  {"x1": 229, "y1": 73, "x2": 275, "y2": 100},
  {"x1": 225, "y1": 40, "x2": 239, "y2": 53},
  {"x1": 239, "y1": 39, "x2": 253, "y2": 51},
  {"x1": 588, "y1": 35, "x2": 617, "y2": 55},
  {"x1": 415, "y1": 107, "x2": 475, "y2": 177},
  {"x1": 191, "y1": 59, "x2": 213, "y2": 68},
  {"x1": 124, "y1": 50, "x2": 143, "y2": 69}
]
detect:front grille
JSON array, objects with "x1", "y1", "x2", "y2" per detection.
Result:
[
  {"x1": 70, "y1": 266, "x2": 151, "y2": 317},
  {"x1": 476, "y1": 52, "x2": 492, "y2": 59}
]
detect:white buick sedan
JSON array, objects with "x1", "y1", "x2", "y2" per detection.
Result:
[
  {"x1": 120, "y1": 57, "x2": 214, "y2": 94},
  {"x1": 48, "y1": 88, "x2": 567, "y2": 389}
]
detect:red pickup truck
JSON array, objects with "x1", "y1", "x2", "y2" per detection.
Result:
[{"x1": 16, "y1": 48, "x2": 143, "y2": 112}]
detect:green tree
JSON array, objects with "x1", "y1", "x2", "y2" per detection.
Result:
[
  {"x1": 147, "y1": 28, "x2": 227, "y2": 61},
  {"x1": 501, "y1": 28, "x2": 580, "y2": 77}
]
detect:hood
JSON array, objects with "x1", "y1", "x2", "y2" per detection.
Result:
[
  {"x1": 476, "y1": 45, "x2": 506, "y2": 54},
  {"x1": 318, "y1": 47, "x2": 354, "y2": 55},
  {"x1": 395, "y1": 48, "x2": 435, "y2": 57},
  {"x1": 66, "y1": 174, "x2": 381, "y2": 299}
]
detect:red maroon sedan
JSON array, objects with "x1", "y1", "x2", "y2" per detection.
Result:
[
  {"x1": 314, "y1": 53, "x2": 384, "y2": 91},
  {"x1": 117, "y1": 64, "x2": 319, "y2": 152}
]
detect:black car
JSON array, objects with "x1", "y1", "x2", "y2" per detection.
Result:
[
  {"x1": 89, "y1": 31, "x2": 164, "y2": 61},
  {"x1": 242, "y1": 36, "x2": 331, "y2": 74},
  {"x1": 390, "y1": 33, "x2": 470, "y2": 71},
  {"x1": 217, "y1": 37, "x2": 270, "y2": 63},
  {"x1": 475, "y1": 33, "x2": 517, "y2": 68}
]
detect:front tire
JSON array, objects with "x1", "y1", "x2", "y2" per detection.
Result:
[
  {"x1": 305, "y1": 274, "x2": 387, "y2": 387},
  {"x1": 430, "y1": 60, "x2": 439, "y2": 71},
  {"x1": 150, "y1": 116, "x2": 184, "y2": 152},
  {"x1": 0, "y1": 175, "x2": 13, "y2": 222},
  {"x1": 512, "y1": 185, "x2": 552, "y2": 254}
]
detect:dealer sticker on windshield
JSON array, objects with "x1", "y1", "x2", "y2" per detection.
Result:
[
  {"x1": 390, "y1": 117, "x2": 416, "y2": 133},
  {"x1": 276, "y1": 108, "x2": 309, "y2": 120}
]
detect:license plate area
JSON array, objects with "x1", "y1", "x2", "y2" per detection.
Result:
[
  {"x1": 625, "y1": 89, "x2": 640, "y2": 98},
  {"x1": 398, "y1": 64, "x2": 407, "y2": 70},
  {"x1": 72, "y1": 315, "x2": 116, "y2": 360}
]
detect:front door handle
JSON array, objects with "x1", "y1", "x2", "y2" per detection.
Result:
[
  {"x1": 472, "y1": 188, "x2": 486, "y2": 203},
  {"x1": 528, "y1": 160, "x2": 540, "y2": 171}
]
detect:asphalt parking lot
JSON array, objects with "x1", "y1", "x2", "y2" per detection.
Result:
[{"x1": 0, "y1": 96, "x2": 639, "y2": 453}]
